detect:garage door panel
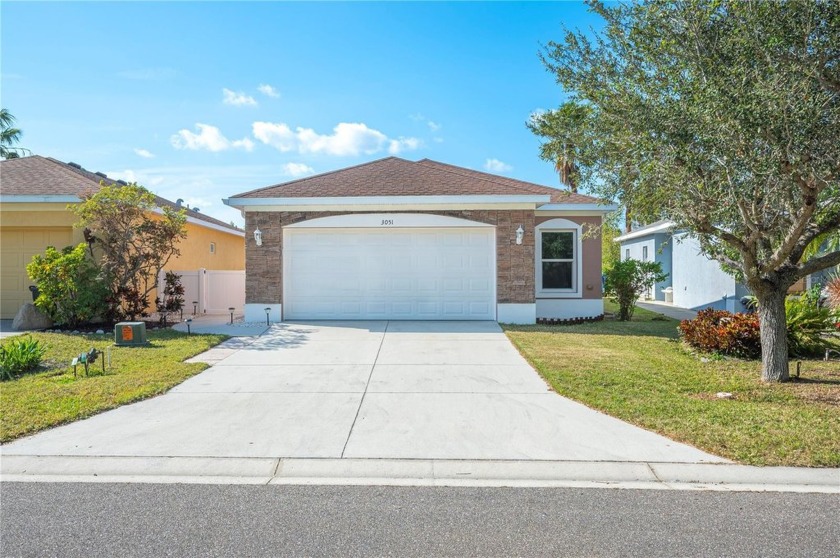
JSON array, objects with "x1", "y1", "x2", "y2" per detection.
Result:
[
  {"x1": 284, "y1": 227, "x2": 495, "y2": 320},
  {"x1": 1, "y1": 227, "x2": 73, "y2": 319}
]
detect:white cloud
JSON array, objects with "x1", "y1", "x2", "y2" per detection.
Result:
[
  {"x1": 388, "y1": 137, "x2": 423, "y2": 155},
  {"x1": 298, "y1": 122, "x2": 387, "y2": 156},
  {"x1": 427, "y1": 121, "x2": 441, "y2": 132},
  {"x1": 171, "y1": 123, "x2": 254, "y2": 152},
  {"x1": 252, "y1": 122, "x2": 297, "y2": 152},
  {"x1": 253, "y1": 121, "x2": 421, "y2": 157},
  {"x1": 222, "y1": 88, "x2": 257, "y2": 107},
  {"x1": 484, "y1": 158, "x2": 513, "y2": 173},
  {"x1": 281, "y1": 163, "x2": 315, "y2": 177},
  {"x1": 257, "y1": 84, "x2": 280, "y2": 98},
  {"x1": 134, "y1": 148, "x2": 155, "y2": 159}
]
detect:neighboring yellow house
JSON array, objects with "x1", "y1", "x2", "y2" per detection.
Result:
[{"x1": 0, "y1": 155, "x2": 245, "y2": 319}]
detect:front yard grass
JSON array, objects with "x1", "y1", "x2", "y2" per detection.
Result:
[
  {"x1": 0, "y1": 329, "x2": 226, "y2": 442},
  {"x1": 503, "y1": 302, "x2": 840, "y2": 467}
]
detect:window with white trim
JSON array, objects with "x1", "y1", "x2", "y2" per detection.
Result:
[
  {"x1": 642, "y1": 246, "x2": 648, "y2": 261},
  {"x1": 539, "y1": 230, "x2": 576, "y2": 291},
  {"x1": 625, "y1": 248, "x2": 630, "y2": 260}
]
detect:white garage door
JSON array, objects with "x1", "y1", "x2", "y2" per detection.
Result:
[{"x1": 283, "y1": 227, "x2": 496, "y2": 320}]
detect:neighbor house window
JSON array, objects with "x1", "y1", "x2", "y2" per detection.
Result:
[
  {"x1": 540, "y1": 231, "x2": 576, "y2": 291},
  {"x1": 625, "y1": 248, "x2": 630, "y2": 260},
  {"x1": 209, "y1": 242, "x2": 216, "y2": 254},
  {"x1": 642, "y1": 246, "x2": 648, "y2": 261}
]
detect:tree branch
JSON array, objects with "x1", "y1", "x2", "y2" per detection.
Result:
[{"x1": 798, "y1": 250, "x2": 840, "y2": 278}]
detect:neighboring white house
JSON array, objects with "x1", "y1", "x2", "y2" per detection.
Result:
[
  {"x1": 616, "y1": 222, "x2": 837, "y2": 312},
  {"x1": 617, "y1": 222, "x2": 751, "y2": 311}
]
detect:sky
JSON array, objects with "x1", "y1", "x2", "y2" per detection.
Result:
[{"x1": 1, "y1": 1, "x2": 604, "y2": 226}]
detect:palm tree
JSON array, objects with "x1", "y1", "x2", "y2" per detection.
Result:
[
  {"x1": 555, "y1": 146, "x2": 578, "y2": 193},
  {"x1": 1, "y1": 108, "x2": 30, "y2": 159}
]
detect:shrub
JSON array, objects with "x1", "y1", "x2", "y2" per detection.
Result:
[
  {"x1": 155, "y1": 271, "x2": 185, "y2": 326},
  {"x1": 824, "y1": 274, "x2": 840, "y2": 311},
  {"x1": 679, "y1": 309, "x2": 761, "y2": 359},
  {"x1": 0, "y1": 336, "x2": 47, "y2": 380},
  {"x1": 681, "y1": 294, "x2": 834, "y2": 359},
  {"x1": 785, "y1": 293, "x2": 833, "y2": 357},
  {"x1": 26, "y1": 243, "x2": 110, "y2": 327},
  {"x1": 604, "y1": 259, "x2": 668, "y2": 321}
]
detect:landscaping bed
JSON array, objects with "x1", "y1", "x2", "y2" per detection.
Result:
[
  {"x1": 503, "y1": 301, "x2": 840, "y2": 467},
  {"x1": 0, "y1": 329, "x2": 226, "y2": 442}
]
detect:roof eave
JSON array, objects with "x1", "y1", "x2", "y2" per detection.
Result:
[
  {"x1": 0, "y1": 194, "x2": 81, "y2": 203},
  {"x1": 614, "y1": 221, "x2": 675, "y2": 242},
  {"x1": 535, "y1": 203, "x2": 619, "y2": 213},
  {"x1": 224, "y1": 194, "x2": 551, "y2": 208}
]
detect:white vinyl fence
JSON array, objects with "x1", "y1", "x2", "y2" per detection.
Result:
[{"x1": 158, "y1": 269, "x2": 245, "y2": 315}]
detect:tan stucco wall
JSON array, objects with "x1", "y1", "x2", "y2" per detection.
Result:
[
  {"x1": 0, "y1": 204, "x2": 244, "y2": 319},
  {"x1": 166, "y1": 221, "x2": 245, "y2": 271},
  {"x1": 534, "y1": 215, "x2": 603, "y2": 299}
]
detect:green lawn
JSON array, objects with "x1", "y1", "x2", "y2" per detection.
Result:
[
  {"x1": 0, "y1": 329, "x2": 226, "y2": 442},
  {"x1": 503, "y1": 301, "x2": 840, "y2": 467}
]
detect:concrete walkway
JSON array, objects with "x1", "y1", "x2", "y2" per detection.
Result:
[
  {"x1": 637, "y1": 300, "x2": 698, "y2": 321},
  {"x1": 171, "y1": 313, "x2": 270, "y2": 337},
  {"x1": 0, "y1": 319, "x2": 26, "y2": 339},
  {"x1": 2, "y1": 320, "x2": 836, "y2": 492}
]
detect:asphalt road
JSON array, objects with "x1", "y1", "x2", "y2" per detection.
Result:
[{"x1": 1, "y1": 483, "x2": 837, "y2": 557}]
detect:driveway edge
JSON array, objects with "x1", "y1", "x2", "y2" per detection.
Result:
[{"x1": 2, "y1": 456, "x2": 837, "y2": 493}]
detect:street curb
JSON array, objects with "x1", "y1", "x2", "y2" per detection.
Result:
[{"x1": 2, "y1": 456, "x2": 837, "y2": 493}]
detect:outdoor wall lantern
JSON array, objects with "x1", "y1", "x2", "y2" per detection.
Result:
[
  {"x1": 515, "y1": 225, "x2": 525, "y2": 245},
  {"x1": 253, "y1": 227, "x2": 263, "y2": 246}
]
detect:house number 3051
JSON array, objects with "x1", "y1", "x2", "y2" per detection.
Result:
[{"x1": 380, "y1": 219, "x2": 394, "y2": 225}]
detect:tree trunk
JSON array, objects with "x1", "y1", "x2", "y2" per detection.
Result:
[{"x1": 756, "y1": 289, "x2": 789, "y2": 382}]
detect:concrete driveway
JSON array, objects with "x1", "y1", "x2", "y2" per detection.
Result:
[{"x1": 2, "y1": 321, "x2": 723, "y2": 463}]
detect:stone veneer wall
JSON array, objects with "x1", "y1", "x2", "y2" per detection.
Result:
[{"x1": 245, "y1": 210, "x2": 536, "y2": 305}]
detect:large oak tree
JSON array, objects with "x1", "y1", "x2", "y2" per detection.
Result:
[{"x1": 531, "y1": 0, "x2": 840, "y2": 381}]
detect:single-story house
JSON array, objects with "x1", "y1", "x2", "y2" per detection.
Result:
[
  {"x1": 224, "y1": 157, "x2": 617, "y2": 324},
  {"x1": 616, "y1": 221, "x2": 836, "y2": 312},
  {"x1": 0, "y1": 155, "x2": 245, "y2": 319}
]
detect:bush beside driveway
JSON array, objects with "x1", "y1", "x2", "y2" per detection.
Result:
[
  {"x1": 503, "y1": 302, "x2": 840, "y2": 467},
  {"x1": 1, "y1": 330, "x2": 226, "y2": 442}
]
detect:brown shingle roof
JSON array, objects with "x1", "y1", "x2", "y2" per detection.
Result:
[
  {"x1": 230, "y1": 157, "x2": 602, "y2": 204},
  {"x1": 0, "y1": 155, "x2": 101, "y2": 197},
  {"x1": 415, "y1": 159, "x2": 602, "y2": 204},
  {"x1": 0, "y1": 155, "x2": 241, "y2": 233}
]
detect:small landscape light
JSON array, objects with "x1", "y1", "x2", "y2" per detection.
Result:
[
  {"x1": 229, "y1": 307, "x2": 235, "y2": 325},
  {"x1": 185, "y1": 318, "x2": 192, "y2": 335},
  {"x1": 264, "y1": 307, "x2": 271, "y2": 326},
  {"x1": 192, "y1": 301, "x2": 198, "y2": 316}
]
